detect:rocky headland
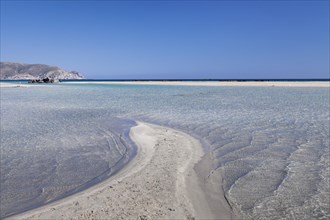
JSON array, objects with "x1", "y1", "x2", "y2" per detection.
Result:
[{"x1": 0, "y1": 62, "x2": 84, "y2": 80}]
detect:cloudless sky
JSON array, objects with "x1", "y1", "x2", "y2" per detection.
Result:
[{"x1": 1, "y1": 0, "x2": 329, "y2": 79}]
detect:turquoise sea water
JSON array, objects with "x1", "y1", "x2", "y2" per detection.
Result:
[{"x1": 1, "y1": 83, "x2": 329, "y2": 219}]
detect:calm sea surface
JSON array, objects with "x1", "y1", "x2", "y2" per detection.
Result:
[{"x1": 1, "y1": 83, "x2": 329, "y2": 219}]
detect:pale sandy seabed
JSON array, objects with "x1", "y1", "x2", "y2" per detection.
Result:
[
  {"x1": 2, "y1": 81, "x2": 329, "y2": 219},
  {"x1": 10, "y1": 122, "x2": 235, "y2": 220}
]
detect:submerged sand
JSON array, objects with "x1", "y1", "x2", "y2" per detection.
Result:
[
  {"x1": 10, "y1": 122, "x2": 233, "y2": 219},
  {"x1": 63, "y1": 81, "x2": 329, "y2": 87}
]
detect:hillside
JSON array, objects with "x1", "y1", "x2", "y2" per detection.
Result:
[{"x1": 0, "y1": 62, "x2": 85, "y2": 80}]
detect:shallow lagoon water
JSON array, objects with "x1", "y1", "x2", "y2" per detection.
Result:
[{"x1": 1, "y1": 83, "x2": 329, "y2": 219}]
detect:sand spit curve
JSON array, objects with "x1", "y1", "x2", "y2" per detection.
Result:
[{"x1": 10, "y1": 122, "x2": 233, "y2": 219}]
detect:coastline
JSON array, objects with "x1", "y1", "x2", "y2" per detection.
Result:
[
  {"x1": 62, "y1": 80, "x2": 330, "y2": 87},
  {"x1": 9, "y1": 122, "x2": 232, "y2": 219},
  {"x1": 1, "y1": 81, "x2": 329, "y2": 88}
]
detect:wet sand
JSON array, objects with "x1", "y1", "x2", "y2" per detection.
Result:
[
  {"x1": 63, "y1": 81, "x2": 329, "y2": 87},
  {"x1": 10, "y1": 122, "x2": 233, "y2": 219}
]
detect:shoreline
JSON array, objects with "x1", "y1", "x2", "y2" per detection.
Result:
[
  {"x1": 62, "y1": 80, "x2": 329, "y2": 87},
  {"x1": 0, "y1": 82, "x2": 30, "y2": 88},
  {"x1": 9, "y1": 122, "x2": 232, "y2": 219},
  {"x1": 1, "y1": 81, "x2": 329, "y2": 88}
]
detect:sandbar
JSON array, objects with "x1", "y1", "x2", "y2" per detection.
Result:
[
  {"x1": 9, "y1": 122, "x2": 233, "y2": 219},
  {"x1": 0, "y1": 83, "x2": 29, "y2": 88},
  {"x1": 63, "y1": 80, "x2": 329, "y2": 87}
]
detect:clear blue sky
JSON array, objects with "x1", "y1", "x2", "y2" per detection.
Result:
[{"x1": 1, "y1": 0, "x2": 329, "y2": 79}]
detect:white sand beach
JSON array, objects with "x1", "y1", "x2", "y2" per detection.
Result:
[
  {"x1": 10, "y1": 122, "x2": 233, "y2": 219},
  {"x1": 0, "y1": 83, "x2": 30, "y2": 88},
  {"x1": 62, "y1": 80, "x2": 330, "y2": 87}
]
